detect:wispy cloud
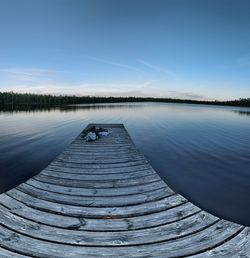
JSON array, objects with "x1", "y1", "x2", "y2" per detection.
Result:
[
  {"x1": 0, "y1": 68, "x2": 62, "y2": 82},
  {"x1": 137, "y1": 60, "x2": 179, "y2": 80},
  {"x1": 87, "y1": 56, "x2": 144, "y2": 73}
]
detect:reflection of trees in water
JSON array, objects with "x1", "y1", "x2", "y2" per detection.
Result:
[
  {"x1": 234, "y1": 110, "x2": 250, "y2": 117},
  {"x1": 0, "y1": 103, "x2": 144, "y2": 113},
  {"x1": 0, "y1": 104, "x2": 57, "y2": 113},
  {"x1": 60, "y1": 103, "x2": 144, "y2": 112}
]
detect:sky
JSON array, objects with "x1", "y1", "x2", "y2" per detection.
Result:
[{"x1": 0, "y1": 0, "x2": 250, "y2": 100}]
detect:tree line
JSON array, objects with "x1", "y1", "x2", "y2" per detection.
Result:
[{"x1": 0, "y1": 91, "x2": 250, "y2": 109}]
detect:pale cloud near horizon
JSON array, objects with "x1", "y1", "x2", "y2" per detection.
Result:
[
  {"x1": 1, "y1": 66, "x2": 249, "y2": 101},
  {"x1": 3, "y1": 81, "x2": 209, "y2": 100},
  {"x1": 167, "y1": 90, "x2": 205, "y2": 100},
  {"x1": 5, "y1": 81, "x2": 157, "y2": 97},
  {"x1": 3, "y1": 80, "x2": 249, "y2": 100}
]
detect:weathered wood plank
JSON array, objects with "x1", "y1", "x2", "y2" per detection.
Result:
[
  {"x1": 27, "y1": 178, "x2": 167, "y2": 196},
  {"x1": 17, "y1": 183, "x2": 172, "y2": 207},
  {"x1": 34, "y1": 173, "x2": 161, "y2": 188},
  {"x1": 46, "y1": 163, "x2": 153, "y2": 174},
  {"x1": 0, "y1": 222, "x2": 243, "y2": 257},
  {"x1": 40, "y1": 168, "x2": 156, "y2": 180},
  {"x1": 0, "y1": 195, "x2": 197, "y2": 231},
  {"x1": 51, "y1": 159, "x2": 149, "y2": 169},
  {"x1": 0, "y1": 206, "x2": 219, "y2": 246},
  {"x1": 62, "y1": 148, "x2": 139, "y2": 155},
  {"x1": 57, "y1": 153, "x2": 146, "y2": 162},
  {"x1": 192, "y1": 227, "x2": 250, "y2": 257},
  {"x1": 6, "y1": 189, "x2": 187, "y2": 217},
  {"x1": 0, "y1": 247, "x2": 28, "y2": 258},
  {"x1": 55, "y1": 157, "x2": 148, "y2": 166}
]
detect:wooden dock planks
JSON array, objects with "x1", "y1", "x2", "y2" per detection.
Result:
[{"x1": 0, "y1": 123, "x2": 249, "y2": 257}]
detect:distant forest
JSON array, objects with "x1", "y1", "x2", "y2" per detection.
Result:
[{"x1": 1, "y1": 91, "x2": 250, "y2": 109}]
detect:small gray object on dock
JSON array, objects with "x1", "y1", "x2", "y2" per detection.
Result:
[
  {"x1": 0, "y1": 124, "x2": 249, "y2": 257},
  {"x1": 82, "y1": 126, "x2": 111, "y2": 142}
]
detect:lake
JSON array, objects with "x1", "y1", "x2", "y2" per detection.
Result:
[{"x1": 1, "y1": 102, "x2": 250, "y2": 226}]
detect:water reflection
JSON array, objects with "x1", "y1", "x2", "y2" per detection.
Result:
[
  {"x1": 0, "y1": 103, "x2": 150, "y2": 113},
  {"x1": 234, "y1": 110, "x2": 250, "y2": 117},
  {"x1": 1, "y1": 102, "x2": 250, "y2": 226}
]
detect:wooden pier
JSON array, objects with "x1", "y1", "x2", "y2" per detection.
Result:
[{"x1": 0, "y1": 124, "x2": 249, "y2": 257}]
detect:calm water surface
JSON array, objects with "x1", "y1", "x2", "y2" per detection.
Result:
[{"x1": 1, "y1": 102, "x2": 250, "y2": 225}]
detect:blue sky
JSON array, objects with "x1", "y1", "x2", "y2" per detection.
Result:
[{"x1": 0, "y1": 0, "x2": 250, "y2": 100}]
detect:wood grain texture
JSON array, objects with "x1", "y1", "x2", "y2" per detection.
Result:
[{"x1": 0, "y1": 124, "x2": 248, "y2": 257}]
